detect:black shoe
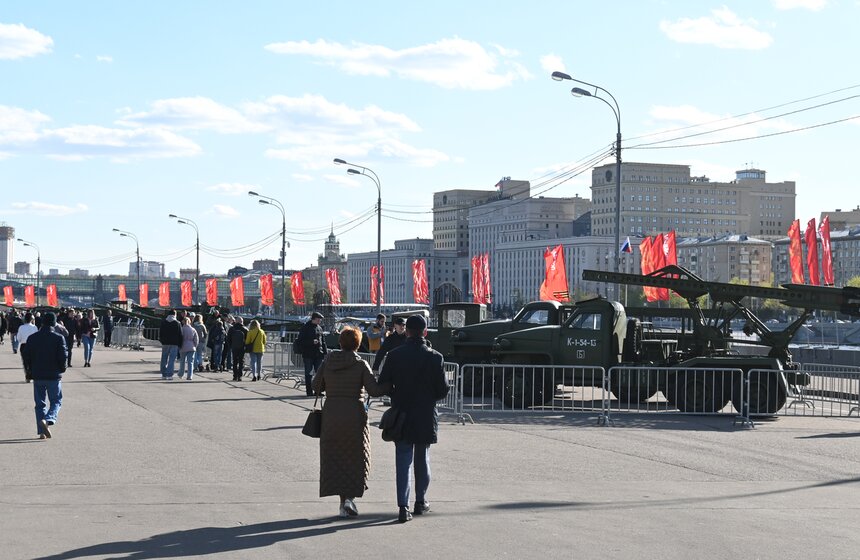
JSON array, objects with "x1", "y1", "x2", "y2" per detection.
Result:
[
  {"x1": 39, "y1": 419, "x2": 52, "y2": 439},
  {"x1": 397, "y1": 507, "x2": 412, "y2": 523},
  {"x1": 413, "y1": 501, "x2": 430, "y2": 515}
]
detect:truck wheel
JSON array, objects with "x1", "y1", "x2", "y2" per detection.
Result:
[
  {"x1": 732, "y1": 372, "x2": 786, "y2": 415},
  {"x1": 667, "y1": 372, "x2": 730, "y2": 413},
  {"x1": 501, "y1": 368, "x2": 555, "y2": 409}
]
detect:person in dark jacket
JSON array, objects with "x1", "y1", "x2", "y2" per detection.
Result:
[
  {"x1": 378, "y1": 314, "x2": 450, "y2": 523},
  {"x1": 102, "y1": 309, "x2": 114, "y2": 347},
  {"x1": 8, "y1": 310, "x2": 23, "y2": 354},
  {"x1": 21, "y1": 312, "x2": 67, "y2": 439},
  {"x1": 371, "y1": 316, "x2": 407, "y2": 372},
  {"x1": 296, "y1": 311, "x2": 328, "y2": 396},
  {"x1": 227, "y1": 317, "x2": 249, "y2": 381},
  {"x1": 60, "y1": 309, "x2": 79, "y2": 367},
  {"x1": 158, "y1": 310, "x2": 183, "y2": 380},
  {"x1": 207, "y1": 317, "x2": 226, "y2": 372}
]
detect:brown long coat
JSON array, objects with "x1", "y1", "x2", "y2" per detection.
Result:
[{"x1": 311, "y1": 350, "x2": 389, "y2": 498}]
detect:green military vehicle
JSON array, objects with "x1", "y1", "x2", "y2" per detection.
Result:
[
  {"x1": 489, "y1": 265, "x2": 860, "y2": 414},
  {"x1": 425, "y1": 302, "x2": 488, "y2": 360}
]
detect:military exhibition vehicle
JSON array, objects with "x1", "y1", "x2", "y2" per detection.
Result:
[{"x1": 489, "y1": 265, "x2": 860, "y2": 414}]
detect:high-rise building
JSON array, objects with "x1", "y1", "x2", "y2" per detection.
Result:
[
  {"x1": 129, "y1": 260, "x2": 165, "y2": 278},
  {"x1": 14, "y1": 261, "x2": 31, "y2": 275},
  {"x1": 69, "y1": 268, "x2": 90, "y2": 278},
  {"x1": 0, "y1": 223, "x2": 14, "y2": 274},
  {"x1": 252, "y1": 259, "x2": 279, "y2": 272},
  {"x1": 821, "y1": 207, "x2": 860, "y2": 230}
]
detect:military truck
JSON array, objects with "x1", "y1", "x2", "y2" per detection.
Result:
[
  {"x1": 489, "y1": 265, "x2": 860, "y2": 414},
  {"x1": 425, "y1": 302, "x2": 488, "y2": 360}
]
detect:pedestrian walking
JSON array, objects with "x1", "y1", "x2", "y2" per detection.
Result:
[
  {"x1": 296, "y1": 311, "x2": 328, "y2": 396},
  {"x1": 102, "y1": 309, "x2": 114, "y2": 347},
  {"x1": 311, "y1": 327, "x2": 390, "y2": 518},
  {"x1": 244, "y1": 319, "x2": 267, "y2": 381},
  {"x1": 17, "y1": 312, "x2": 38, "y2": 382},
  {"x1": 60, "y1": 309, "x2": 78, "y2": 367},
  {"x1": 178, "y1": 317, "x2": 199, "y2": 380},
  {"x1": 21, "y1": 312, "x2": 67, "y2": 440},
  {"x1": 208, "y1": 317, "x2": 226, "y2": 372},
  {"x1": 8, "y1": 309, "x2": 22, "y2": 354},
  {"x1": 158, "y1": 310, "x2": 183, "y2": 380},
  {"x1": 191, "y1": 313, "x2": 208, "y2": 372},
  {"x1": 228, "y1": 316, "x2": 248, "y2": 381},
  {"x1": 79, "y1": 309, "x2": 99, "y2": 367},
  {"x1": 221, "y1": 315, "x2": 234, "y2": 372},
  {"x1": 0, "y1": 311, "x2": 8, "y2": 345},
  {"x1": 378, "y1": 314, "x2": 450, "y2": 523}
]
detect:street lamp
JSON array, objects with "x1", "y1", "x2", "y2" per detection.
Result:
[
  {"x1": 248, "y1": 191, "x2": 287, "y2": 328},
  {"x1": 17, "y1": 238, "x2": 40, "y2": 306},
  {"x1": 113, "y1": 228, "x2": 141, "y2": 305},
  {"x1": 552, "y1": 71, "x2": 622, "y2": 300},
  {"x1": 334, "y1": 157, "x2": 382, "y2": 314},
  {"x1": 168, "y1": 214, "x2": 200, "y2": 305}
]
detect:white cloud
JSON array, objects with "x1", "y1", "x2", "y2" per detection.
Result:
[
  {"x1": 643, "y1": 104, "x2": 794, "y2": 145},
  {"x1": 659, "y1": 8, "x2": 773, "y2": 49},
  {"x1": 0, "y1": 105, "x2": 51, "y2": 143},
  {"x1": 540, "y1": 53, "x2": 566, "y2": 74},
  {"x1": 210, "y1": 204, "x2": 240, "y2": 217},
  {"x1": 772, "y1": 0, "x2": 827, "y2": 10},
  {"x1": 291, "y1": 173, "x2": 313, "y2": 182},
  {"x1": 96, "y1": 55, "x2": 113, "y2": 63},
  {"x1": 323, "y1": 174, "x2": 362, "y2": 188},
  {"x1": 118, "y1": 97, "x2": 268, "y2": 134},
  {"x1": 9, "y1": 201, "x2": 88, "y2": 216},
  {"x1": 39, "y1": 125, "x2": 202, "y2": 161},
  {"x1": 205, "y1": 182, "x2": 259, "y2": 196},
  {"x1": 264, "y1": 37, "x2": 532, "y2": 90},
  {"x1": 0, "y1": 22, "x2": 53, "y2": 59}
]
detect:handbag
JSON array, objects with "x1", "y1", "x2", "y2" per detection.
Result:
[
  {"x1": 302, "y1": 395, "x2": 323, "y2": 438},
  {"x1": 378, "y1": 406, "x2": 406, "y2": 442},
  {"x1": 244, "y1": 330, "x2": 259, "y2": 354}
]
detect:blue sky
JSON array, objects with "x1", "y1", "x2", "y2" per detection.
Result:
[{"x1": 1, "y1": 0, "x2": 858, "y2": 276}]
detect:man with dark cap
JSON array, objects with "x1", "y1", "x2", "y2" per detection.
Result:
[
  {"x1": 371, "y1": 316, "x2": 407, "y2": 372},
  {"x1": 21, "y1": 312, "x2": 67, "y2": 439},
  {"x1": 296, "y1": 311, "x2": 327, "y2": 396},
  {"x1": 378, "y1": 314, "x2": 450, "y2": 523}
]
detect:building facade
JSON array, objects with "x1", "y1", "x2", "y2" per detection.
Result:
[
  {"x1": 676, "y1": 235, "x2": 773, "y2": 285},
  {"x1": 821, "y1": 207, "x2": 860, "y2": 231},
  {"x1": 14, "y1": 261, "x2": 31, "y2": 275},
  {"x1": 316, "y1": 229, "x2": 348, "y2": 299},
  {"x1": 129, "y1": 260, "x2": 165, "y2": 279},
  {"x1": 0, "y1": 223, "x2": 14, "y2": 274},
  {"x1": 347, "y1": 238, "x2": 435, "y2": 305},
  {"x1": 773, "y1": 227, "x2": 860, "y2": 286}
]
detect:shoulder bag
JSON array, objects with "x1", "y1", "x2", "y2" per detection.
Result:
[
  {"x1": 302, "y1": 395, "x2": 323, "y2": 438},
  {"x1": 379, "y1": 406, "x2": 406, "y2": 442},
  {"x1": 244, "y1": 330, "x2": 259, "y2": 354}
]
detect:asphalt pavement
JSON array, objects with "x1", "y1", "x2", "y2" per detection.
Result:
[{"x1": 1, "y1": 342, "x2": 859, "y2": 560}]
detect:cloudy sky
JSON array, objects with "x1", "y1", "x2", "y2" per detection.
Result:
[{"x1": 1, "y1": 0, "x2": 857, "y2": 276}]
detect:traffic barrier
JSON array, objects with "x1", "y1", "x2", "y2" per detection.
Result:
[
  {"x1": 263, "y1": 337, "x2": 304, "y2": 386},
  {"x1": 785, "y1": 363, "x2": 860, "y2": 417}
]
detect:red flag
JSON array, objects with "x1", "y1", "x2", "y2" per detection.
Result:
[
  {"x1": 470, "y1": 256, "x2": 482, "y2": 303},
  {"x1": 378, "y1": 265, "x2": 385, "y2": 305},
  {"x1": 46, "y1": 284, "x2": 58, "y2": 307},
  {"x1": 118, "y1": 284, "x2": 127, "y2": 301},
  {"x1": 326, "y1": 269, "x2": 342, "y2": 305},
  {"x1": 369, "y1": 266, "x2": 384, "y2": 305},
  {"x1": 639, "y1": 237, "x2": 659, "y2": 302},
  {"x1": 481, "y1": 253, "x2": 492, "y2": 304},
  {"x1": 260, "y1": 273, "x2": 274, "y2": 306},
  {"x1": 539, "y1": 245, "x2": 570, "y2": 301},
  {"x1": 4, "y1": 285, "x2": 13, "y2": 306},
  {"x1": 650, "y1": 234, "x2": 669, "y2": 301},
  {"x1": 205, "y1": 279, "x2": 218, "y2": 305},
  {"x1": 370, "y1": 265, "x2": 378, "y2": 305},
  {"x1": 788, "y1": 219, "x2": 804, "y2": 284},
  {"x1": 819, "y1": 216, "x2": 834, "y2": 286},
  {"x1": 139, "y1": 284, "x2": 149, "y2": 307},
  {"x1": 290, "y1": 272, "x2": 305, "y2": 305},
  {"x1": 230, "y1": 276, "x2": 245, "y2": 306},
  {"x1": 663, "y1": 230, "x2": 678, "y2": 266},
  {"x1": 181, "y1": 281, "x2": 193, "y2": 306},
  {"x1": 805, "y1": 218, "x2": 820, "y2": 286},
  {"x1": 25, "y1": 285, "x2": 35, "y2": 307},
  {"x1": 412, "y1": 260, "x2": 429, "y2": 304},
  {"x1": 158, "y1": 282, "x2": 170, "y2": 307}
]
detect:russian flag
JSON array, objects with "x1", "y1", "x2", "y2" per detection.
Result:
[{"x1": 620, "y1": 236, "x2": 633, "y2": 254}]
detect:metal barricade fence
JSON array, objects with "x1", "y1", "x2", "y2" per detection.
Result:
[
  {"x1": 459, "y1": 364, "x2": 606, "y2": 416},
  {"x1": 784, "y1": 363, "x2": 860, "y2": 417},
  {"x1": 264, "y1": 336, "x2": 305, "y2": 386}
]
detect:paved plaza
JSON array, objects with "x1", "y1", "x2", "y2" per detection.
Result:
[{"x1": 1, "y1": 345, "x2": 859, "y2": 560}]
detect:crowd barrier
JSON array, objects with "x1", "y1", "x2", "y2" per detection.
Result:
[{"x1": 787, "y1": 363, "x2": 860, "y2": 417}]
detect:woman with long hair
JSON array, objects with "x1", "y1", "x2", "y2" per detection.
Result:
[{"x1": 244, "y1": 319, "x2": 267, "y2": 381}]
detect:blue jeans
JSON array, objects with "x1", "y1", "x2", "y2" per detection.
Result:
[
  {"x1": 12, "y1": 333, "x2": 19, "y2": 352},
  {"x1": 160, "y1": 345, "x2": 178, "y2": 377},
  {"x1": 82, "y1": 335, "x2": 95, "y2": 363},
  {"x1": 195, "y1": 345, "x2": 206, "y2": 368},
  {"x1": 34, "y1": 379, "x2": 62, "y2": 435},
  {"x1": 211, "y1": 345, "x2": 222, "y2": 370},
  {"x1": 303, "y1": 356, "x2": 323, "y2": 395},
  {"x1": 395, "y1": 441, "x2": 431, "y2": 508},
  {"x1": 179, "y1": 351, "x2": 195, "y2": 379},
  {"x1": 249, "y1": 352, "x2": 262, "y2": 378}
]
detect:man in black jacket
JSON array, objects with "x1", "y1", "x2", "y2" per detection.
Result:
[
  {"x1": 371, "y1": 316, "x2": 407, "y2": 372},
  {"x1": 60, "y1": 309, "x2": 79, "y2": 367},
  {"x1": 227, "y1": 317, "x2": 249, "y2": 381},
  {"x1": 21, "y1": 312, "x2": 67, "y2": 439},
  {"x1": 378, "y1": 314, "x2": 450, "y2": 523},
  {"x1": 158, "y1": 310, "x2": 183, "y2": 380},
  {"x1": 296, "y1": 311, "x2": 327, "y2": 396}
]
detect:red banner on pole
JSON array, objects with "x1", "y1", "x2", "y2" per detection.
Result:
[
  {"x1": 205, "y1": 278, "x2": 218, "y2": 305},
  {"x1": 819, "y1": 216, "x2": 834, "y2": 286},
  {"x1": 290, "y1": 272, "x2": 305, "y2": 305},
  {"x1": 412, "y1": 259, "x2": 429, "y2": 304},
  {"x1": 481, "y1": 253, "x2": 492, "y2": 304},
  {"x1": 118, "y1": 284, "x2": 127, "y2": 301},
  {"x1": 663, "y1": 230, "x2": 678, "y2": 266},
  {"x1": 260, "y1": 273, "x2": 274, "y2": 307},
  {"x1": 788, "y1": 219, "x2": 804, "y2": 284},
  {"x1": 158, "y1": 282, "x2": 170, "y2": 307},
  {"x1": 539, "y1": 245, "x2": 570, "y2": 302},
  {"x1": 378, "y1": 266, "x2": 384, "y2": 305},
  {"x1": 25, "y1": 285, "x2": 35, "y2": 307},
  {"x1": 139, "y1": 284, "x2": 149, "y2": 307},
  {"x1": 230, "y1": 276, "x2": 245, "y2": 307},
  {"x1": 470, "y1": 256, "x2": 482, "y2": 303},
  {"x1": 181, "y1": 281, "x2": 193, "y2": 307},
  {"x1": 650, "y1": 234, "x2": 669, "y2": 301},
  {"x1": 639, "y1": 237, "x2": 659, "y2": 302},
  {"x1": 369, "y1": 266, "x2": 384, "y2": 305},
  {"x1": 46, "y1": 284, "x2": 58, "y2": 307},
  {"x1": 4, "y1": 285, "x2": 14, "y2": 306},
  {"x1": 805, "y1": 218, "x2": 820, "y2": 286},
  {"x1": 326, "y1": 268, "x2": 342, "y2": 305}
]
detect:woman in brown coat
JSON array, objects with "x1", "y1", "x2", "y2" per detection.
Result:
[{"x1": 312, "y1": 326, "x2": 389, "y2": 518}]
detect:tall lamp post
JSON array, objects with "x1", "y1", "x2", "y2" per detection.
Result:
[
  {"x1": 168, "y1": 214, "x2": 200, "y2": 305},
  {"x1": 552, "y1": 71, "x2": 622, "y2": 300},
  {"x1": 248, "y1": 192, "x2": 287, "y2": 328},
  {"x1": 17, "y1": 238, "x2": 40, "y2": 305},
  {"x1": 113, "y1": 228, "x2": 141, "y2": 305},
  {"x1": 333, "y1": 158, "x2": 382, "y2": 315}
]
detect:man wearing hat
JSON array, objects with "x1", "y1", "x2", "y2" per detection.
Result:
[
  {"x1": 378, "y1": 314, "x2": 450, "y2": 523},
  {"x1": 296, "y1": 311, "x2": 328, "y2": 396},
  {"x1": 21, "y1": 312, "x2": 67, "y2": 439},
  {"x1": 371, "y1": 316, "x2": 407, "y2": 372}
]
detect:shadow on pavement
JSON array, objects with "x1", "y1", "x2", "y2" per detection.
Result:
[
  {"x1": 797, "y1": 432, "x2": 860, "y2": 439},
  {"x1": 465, "y1": 411, "x2": 743, "y2": 431},
  {"x1": 253, "y1": 425, "x2": 303, "y2": 431},
  {"x1": 0, "y1": 438, "x2": 42, "y2": 445},
  {"x1": 34, "y1": 515, "x2": 396, "y2": 560}
]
